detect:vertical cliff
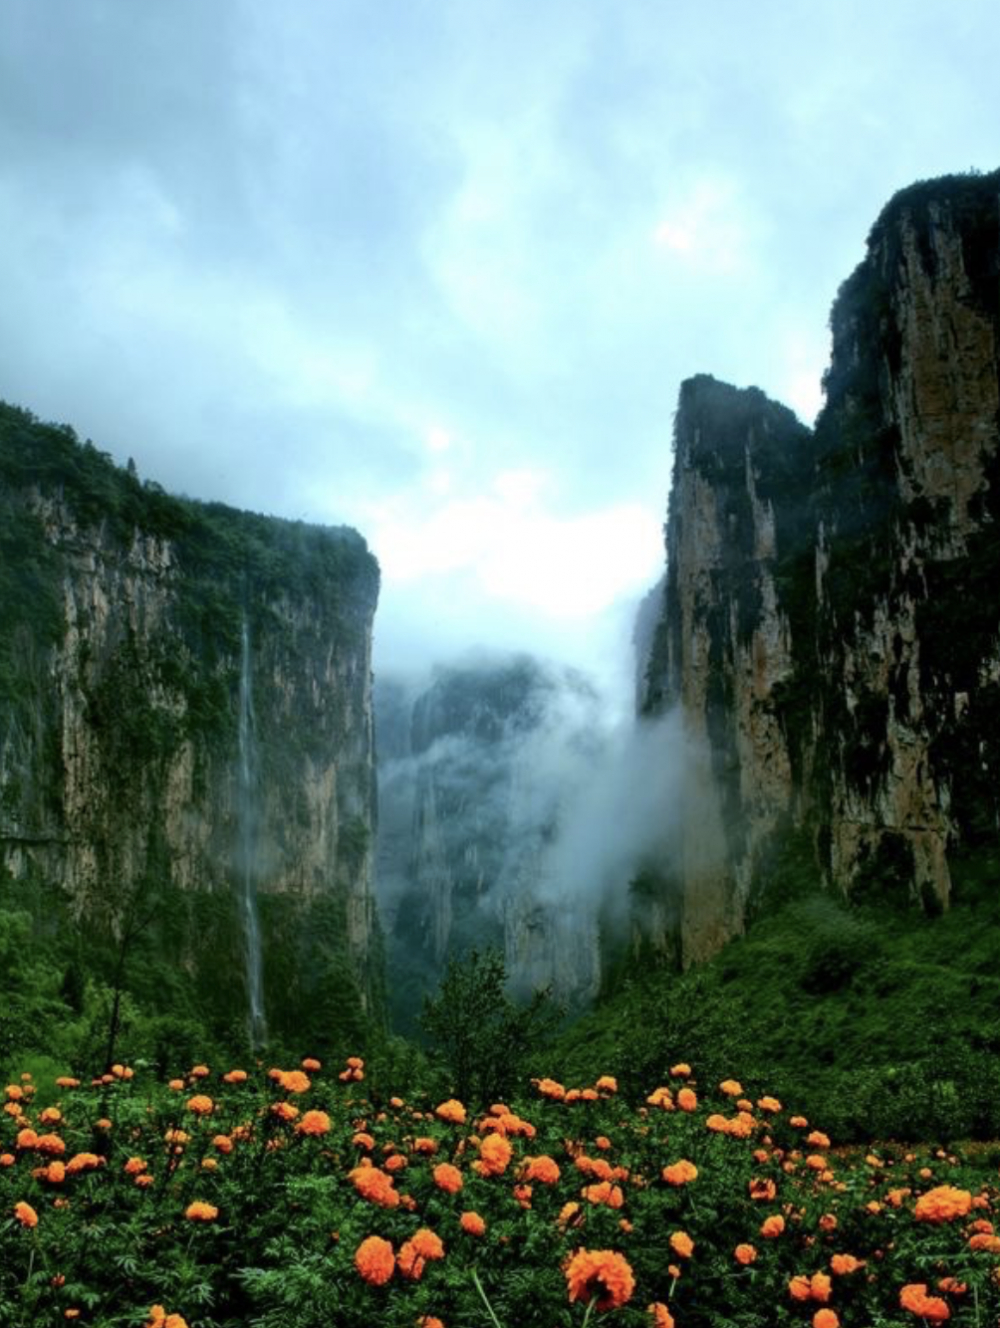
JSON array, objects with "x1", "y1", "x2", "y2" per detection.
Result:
[
  {"x1": 0, "y1": 406, "x2": 381, "y2": 1049},
  {"x1": 643, "y1": 170, "x2": 1000, "y2": 960}
]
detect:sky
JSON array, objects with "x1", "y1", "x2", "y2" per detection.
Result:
[{"x1": 2, "y1": 0, "x2": 998, "y2": 695}]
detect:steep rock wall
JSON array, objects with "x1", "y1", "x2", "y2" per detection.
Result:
[
  {"x1": 644, "y1": 170, "x2": 1000, "y2": 960},
  {"x1": 0, "y1": 407, "x2": 381, "y2": 1049}
]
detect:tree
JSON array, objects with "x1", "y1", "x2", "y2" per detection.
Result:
[{"x1": 420, "y1": 948, "x2": 558, "y2": 1106}]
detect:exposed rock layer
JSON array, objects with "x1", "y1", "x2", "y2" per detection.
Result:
[
  {"x1": 0, "y1": 410, "x2": 381, "y2": 1047},
  {"x1": 643, "y1": 171, "x2": 1000, "y2": 960}
]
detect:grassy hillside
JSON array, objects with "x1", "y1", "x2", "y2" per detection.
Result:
[{"x1": 558, "y1": 877, "x2": 1000, "y2": 1144}]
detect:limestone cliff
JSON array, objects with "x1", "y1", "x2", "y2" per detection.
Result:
[
  {"x1": 0, "y1": 406, "x2": 381, "y2": 1049},
  {"x1": 643, "y1": 170, "x2": 1000, "y2": 961}
]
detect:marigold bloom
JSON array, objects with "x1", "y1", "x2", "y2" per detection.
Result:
[
  {"x1": 186, "y1": 1095, "x2": 214, "y2": 1116},
  {"x1": 279, "y1": 1070, "x2": 311, "y2": 1094},
  {"x1": 913, "y1": 1185, "x2": 973, "y2": 1223},
  {"x1": 43, "y1": 1161, "x2": 66, "y2": 1183},
  {"x1": 705, "y1": 1113, "x2": 728, "y2": 1132},
  {"x1": 676, "y1": 1087, "x2": 697, "y2": 1112},
  {"x1": 350, "y1": 1163, "x2": 400, "y2": 1208},
  {"x1": 670, "y1": 1062, "x2": 691, "y2": 1077},
  {"x1": 648, "y1": 1303, "x2": 675, "y2": 1328},
  {"x1": 271, "y1": 1101, "x2": 299, "y2": 1122},
  {"x1": 460, "y1": 1210, "x2": 486, "y2": 1236},
  {"x1": 830, "y1": 1253, "x2": 865, "y2": 1274},
  {"x1": 435, "y1": 1098, "x2": 466, "y2": 1124},
  {"x1": 412, "y1": 1136, "x2": 438, "y2": 1155},
  {"x1": 39, "y1": 1106, "x2": 62, "y2": 1124},
  {"x1": 522, "y1": 1155, "x2": 561, "y2": 1185},
  {"x1": 564, "y1": 1248, "x2": 635, "y2": 1311},
  {"x1": 301, "y1": 1057, "x2": 322, "y2": 1071},
  {"x1": 789, "y1": 1276, "x2": 812, "y2": 1302},
  {"x1": 212, "y1": 1134, "x2": 234, "y2": 1153},
  {"x1": 416, "y1": 1319, "x2": 444, "y2": 1328},
  {"x1": 168, "y1": 1079, "x2": 184, "y2": 1091},
  {"x1": 65, "y1": 1152, "x2": 101, "y2": 1175},
  {"x1": 662, "y1": 1159, "x2": 698, "y2": 1186},
  {"x1": 293, "y1": 1110, "x2": 329, "y2": 1137},
  {"x1": 734, "y1": 1243, "x2": 757, "y2": 1265},
  {"x1": 190, "y1": 1065, "x2": 210, "y2": 1079},
  {"x1": 749, "y1": 1178, "x2": 776, "y2": 1202},
  {"x1": 647, "y1": 1087, "x2": 674, "y2": 1109},
  {"x1": 806, "y1": 1130, "x2": 831, "y2": 1148},
  {"x1": 355, "y1": 1234, "x2": 394, "y2": 1285},
  {"x1": 15, "y1": 1200, "x2": 39, "y2": 1227},
  {"x1": 595, "y1": 1075, "x2": 618, "y2": 1093},
  {"x1": 36, "y1": 1133, "x2": 66, "y2": 1155},
  {"x1": 145, "y1": 1308, "x2": 190, "y2": 1328},
  {"x1": 352, "y1": 1131, "x2": 375, "y2": 1150},
  {"x1": 185, "y1": 1201, "x2": 219, "y2": 1222},
  {"x1": 900, "y1": 1283, "x2": 951, "y2": 1321},
  {"x1": 669, "y1": 1231, "x2": 694, "y2": 1259},
  {"x1": 719, "y1": 1079, "x2": 743, "y2": 1096},
  {"x1": 757, "y1": 1095, "x2": 782, "y2": 1112},
  {"x1": 477, "y1": 1133, "x2": 513, "y2": 1176},
  {"x1": 433, "y1": 1162, "x2": 464, "y2": 1193},
  {"x1": 223, "y1": 1069, "x2": 248, "y2": 1084},
  {"x1": 583, "y1": 1180, "x2": 625, "y2": 1208},
  {"x1": 813, "y1": 1311, "x2": 839, "y2": 1328}
]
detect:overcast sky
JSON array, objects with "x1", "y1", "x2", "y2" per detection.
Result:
[{"x1": 2, "y1": 1, "x2": 997, "y2": 694}]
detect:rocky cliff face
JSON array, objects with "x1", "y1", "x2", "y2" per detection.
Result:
[
  {"x1": 0, "y1": 408, "x2": 381, "y2": 1049},
  {"x1": 375, "y1": 657, "x2": 603, "y2": 1030},
  {"x1": 643, "y1": 170, "x2": 1000, "y2": 961}
]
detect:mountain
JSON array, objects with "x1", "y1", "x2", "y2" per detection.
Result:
[
  {"x1": 642, "y1": 169, "x2": 1000, "y2": 962},
  {"x1": 0, "y1": 405, "x2": 381, "y2": 1053}
]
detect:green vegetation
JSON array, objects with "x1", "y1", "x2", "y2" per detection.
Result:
[{"x1": 554, "y1": 881, "x2": 1000, "y2": 1145}]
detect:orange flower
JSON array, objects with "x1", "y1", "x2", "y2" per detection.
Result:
[
  {"x1": 676, "y1": 1088, "x2": 698, "y2": 1113},
  {"x1": 355, "y1": 1235, "x2": 394, "y2": 1285},
  {"x1": 212, "y1": 1135, "x2": 234, "y2": 1153},
  {"x1": 734, "y1": 1244, "x2": 757, "y2": 1265},
  {"x1": 279, "y1": 1070, "x2": 311, "y2": 1094},
  {"x1": 670, "y1": 1063, "x2": 691, "y2": 1077},
  {"x1": 522, "y1": 1155, "x2": 561, "y2": 1185},
  {"x1": 669, "y1": 1231, "x2": 694, "y2": 1259},
  {"x1": 913, "y1": 1185, "x2": 973, "y2": 1223},
  {"x1": 758, "y1": 1095, "x2": 782, "y2": 1112},
  {"x1": 65, "y1": 1152, "x2": 101, "y2": 1175},
  {"x1": 648, "y1": 1304, "x2": 675, "y2": 1328},
  {"x1": 830, "y1": 1253, "x2": 865, "y2": 1274},
  {"x1": 186, "y1": 1095, "x2": 214, "y2": 1116},
  {"x1": 223, "y1": 1069, "x2": 248, "y2": 1084},
  {"x1": 297, "y1": 1110, "x2": 331, "y2": 1137},
  {"x1": 583, "y1": 1181, "x2": 625, "y2": 1209},
  {"x1": 813, "y1": 1311, "x2": 839, "y2": 1328},
  {"x1": 145, "y1": 1307, "x2": 190, "y2": 1328},
  {"x1": 788, "y1": 1276, "x2": 812, "y2": 1303},
  {"x1": 564, "y1": 1248, "x2": 635, "y2": 1311},
  {"x1": 460, "y1": 1210, "x2": 486, "y2": 1236},
  {"x1": 412, "y1": 1228, "x2": 445, "y2": 1260},
  {"x1": 190, "y1": 1064, "x2": 210, "y2": 1079},
  {"x1": 760, "y1": 1214, "x2": 786, "y2": 1238},
  {"x1": 124, "y1": 1157, "x2": 148, "y2": 1175},
  {"x1": 749, "y1": 1178, "x2": 776, "y2": 1202},
  {"x1": 433, "y1": 1162, "x2": 464, "y2": 1194},
  {"x1": 301, "y1": 1057, "x2": 322, "y2": 1071},
  {"x1": 477, "y1": 1133, "x2": 513, "y2": 1176},
  {"x1": 435, "y1": 1099, "x2": 466, "y2": 1124},
  {"x1": 719, "y1": 1079, "x2": 743, "y2": 1096},
  {"x1": 662, "y1": 1159, "x2": 698, "y2": 1186},
  {"x1": 417, "y1": 1319, "x2": 444, "y2": 1328},
  {"x1": 900, "y1": 1283, "x2": 951, "y2": 1321},
  {"x1": 184, "y1": 1201, "x2": 219, "y2": 1222},
  {"x1": 595, "y1": 1075, "x2": 618, "y2": 1094},
  {"x1": 14, "y1": 1200, "x2": 38, "y2": 1228},
  {"x1": 349, "y1": 1163, "x2": 400, "y2": 1208}
]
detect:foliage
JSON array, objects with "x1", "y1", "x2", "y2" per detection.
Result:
[
  {"x1": 0, "y1": 1049, "x2": 998, "y2": 1326},
  {"x1": 421, "y1": 949, "x2": 560, "y2": 1107},
  {"x1": 554, "y1": 888, "x2": 1000, "y2": 1144}
]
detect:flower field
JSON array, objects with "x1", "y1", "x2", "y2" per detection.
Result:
[{"x1": 2, "y1": 1055, "x2": 999, "y2": 1326}]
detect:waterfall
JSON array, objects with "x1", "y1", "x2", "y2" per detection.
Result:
[{"x1": 238, "y1": 617, "x2": 266, "y2": 1047}]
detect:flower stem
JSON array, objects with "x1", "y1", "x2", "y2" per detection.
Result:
[{"x1": 471, "y1": 1268, "x2": 505, "y2": 1328}]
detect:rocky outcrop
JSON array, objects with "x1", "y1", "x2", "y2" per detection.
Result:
[
  {"x1": 0, "y1": 408, "x2": 381, "y2": 1049},
  {"x1": 643, "y1": 170, "x2": 1000, "y2": 960}
]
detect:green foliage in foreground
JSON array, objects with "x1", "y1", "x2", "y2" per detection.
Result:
[
  {"x1": 2, "y1": 1051, "x2": 999, "y2": 1327},
  {"x1": 557, "y1": 883, "x2": 1000, "y2": 1144}
]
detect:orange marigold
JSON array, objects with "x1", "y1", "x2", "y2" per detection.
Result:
[
  {"x1": 813, "y1": 1311, "x2": 839, "y2": 1328},
  {"x1": 583, "y1": 1180, "x2": 625, "y2": 1209},
  {"x1": 649, "y1": 1303, "x2": 675, "y2": 1328},
  {"x1": 830, "y1": 1253, "x2": 865, "y2": 1274},
  {"x1": 913, "y1": 1185, "x2": 973, "y2": 1223},
  {"x1": 900, "y1": 1283, "x2": 951, "y2": 1321},
  {"x1": 355, "y1": 1234, "x2": 394, "y2": 1285},
  {"x1": 460, "y1": 1210, "x2": 486, "y2": 1236},
  {"x1": 749, "y1": 1178, "x2": 776, "y2": 1202},
  {"x1": 432, "y1": 1162, "x2": 464, "y2": 1194},
  {"x1": 669, "y1": 1231, "x2": 694, "y2": 1259},
  {"x1": 279, "y1": 1070, "x2": 311, "y2": 1094},
  {"x1": 297, "y1": 1110, "x2": 331, "y2": 1136},
  {"x1": 435, "y1": 1098, "x2": 466, "y2": 1124},
  {"x1": 719, "y1": 1079, "x2": 743, "y2": 1096},
  {"x1": 477, "y1": 1133, "x2": 513, "y2": 1176},
  {"x1": 670, "y1": 1062, "x2": 692, "y2": 1077},
  {"x1": 564, "y1": 1248, "x2": 635, "y2": 1311},
  {"x1": 662, "y1": 1159, "x2": 698, "y2": 1186},
  {"x1": 184, "y1": 1201, "x2": 219, "y2": 1222},
  {"x1": 734, "y1": 1243, "x2": 757, "y2": 1265},
  {"x1": 676, "y1": 1088, "x2": 698, "y2": 1113},
  {"x1": 186, "y1": 1095, "x2": 214, "y2": 1116},
  {"x1": 14, "y1": 1200, "x2": 38, "y2": 1228},
  {"x1": 522, "y1": 1154, "x2": 561, "y2": 1184}
]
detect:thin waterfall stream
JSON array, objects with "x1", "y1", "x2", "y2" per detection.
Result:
[{"x1": 238, "y1": 617, "x2": 267, "y2": 1047}]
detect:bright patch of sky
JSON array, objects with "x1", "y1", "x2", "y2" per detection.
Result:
[{"x1": 1, "y1": 0, "x2": 997, "y2": 689}]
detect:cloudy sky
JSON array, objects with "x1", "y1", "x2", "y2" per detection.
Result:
[{"x1": 2, "y1": 1, "x2": 997, "y2": 693}]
